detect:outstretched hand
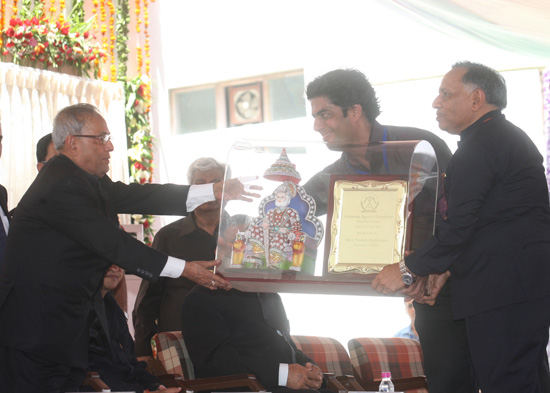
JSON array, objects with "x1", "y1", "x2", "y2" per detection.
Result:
[
  {"x1": 213, "y1": 176, "x2": 262, "y2": 203},
  {"x1": 182, "y1": 260, "x2": 231, "y2": 290}
]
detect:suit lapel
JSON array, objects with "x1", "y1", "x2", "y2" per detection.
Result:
[{"x1": 0, "y1": 185, "x2": 9, "y2": 221}]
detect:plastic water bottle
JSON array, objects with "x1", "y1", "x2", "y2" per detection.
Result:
[{"x1": 379, "y1": 371, "x2": 395, "y2": 392}]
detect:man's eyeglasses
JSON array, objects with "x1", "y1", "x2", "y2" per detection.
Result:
[{"x1": 73, "y1": 134, "x2": 112, "y2": 144}]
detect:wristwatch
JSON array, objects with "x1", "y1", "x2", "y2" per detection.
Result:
[{"x1": 399, "y1": 260, "x2": 415, "y2": 286}]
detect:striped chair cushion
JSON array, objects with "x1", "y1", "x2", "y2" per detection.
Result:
[
  {"x1": 292, "y1": 335, "x2": 354, "y2": 376},
  {"x1": 153, "y1": 331, "x2": 195, "y2": 380},
  {"x1": 348, "y1": 337, "x2": 424, "y2": 382}
]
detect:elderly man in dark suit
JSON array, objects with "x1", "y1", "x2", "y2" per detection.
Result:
[
  {"x1": 373, "y1": 62, "x2": 550, "y2": 393},
  {"x1": 0, "y1": 103, "x2": 256, "y2": 392},
  {"x1": 182, "y1": 287, "x2": 324, "y2": 393}
]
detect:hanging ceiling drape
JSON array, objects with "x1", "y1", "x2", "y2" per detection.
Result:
[
  {"x1": 379, "y1": 0, "x2": 550, "y2": 59},
  {"x1": 0, "y1": 62, "x2": 128, "y2": 209}
]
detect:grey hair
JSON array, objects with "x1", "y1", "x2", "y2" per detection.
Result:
[
  {"x1": 187, "y1": 157, "x2": 229, "y2": 184},
  {"x1": 452, "y1": 61, "x2": 507, "y2": 109},
  {"x1": 52, "y1": 103, "x2": 103, "y2": 150}
]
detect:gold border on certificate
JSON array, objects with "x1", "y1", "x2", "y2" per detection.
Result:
[{"x1": 328, "y1": 179, "x2": 408, "y2": 274}]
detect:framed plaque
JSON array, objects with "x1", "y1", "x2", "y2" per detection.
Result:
[{"x1": 325, "y1": 175, "x2": 409, "y2": 274}]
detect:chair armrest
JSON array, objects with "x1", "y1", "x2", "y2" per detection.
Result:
[
  {"x1": 336, "y1": 375, "x2": 366, "y2": 391},
  {"x1": 83, "y1": 371, "x2": 110, "y2": 391},
  {"x1": 144, "y1": 357, "x2": 171, "y2": 375},
  {"x1": 178, "y1": 374, "x2": 266, "y2": 392},
  {"x1": 323, "y1": 372, "x2": 347, "y2": 392}
]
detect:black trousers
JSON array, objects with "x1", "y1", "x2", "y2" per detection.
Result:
[
  {"x1": 0, "y1": 345, "x2": 85, "y2": 393},
  {"x1": 414, "y1": 281, "x2": 478, "y2": 393},
  {"x1": 466, "y1": 296, "x2": 550, "y2": 393}
]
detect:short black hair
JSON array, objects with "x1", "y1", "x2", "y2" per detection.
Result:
[
  {"x1": 36, "y1": 133, "x2": 53, "y2": 163},
  {"x1": 306, "y1": 68, "x2": 381, "y2": 122},
  {"x1": 452, "y1": 61, "x2": 507, "y2": 109}
]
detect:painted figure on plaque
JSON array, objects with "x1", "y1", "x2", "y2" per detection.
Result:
[{"x1": 230, "y1": 149, "x2": 323, "y2": 273}]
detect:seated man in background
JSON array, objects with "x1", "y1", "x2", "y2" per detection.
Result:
[
  {"x1": 85, "y1": 264, "x2": 181, "y2": 393},
  {"x1": 181, "y1": 286, "x2": 325, "y2": 393},
  {"x1": 35, "y1": 132, "x2": 58, "y2": 171},
  {"x1": 133, "y1": 157, "x2": 228, "y2": 359},
  {"x1": 394, "y1": 297, "x2": 419, "y2": 341}
]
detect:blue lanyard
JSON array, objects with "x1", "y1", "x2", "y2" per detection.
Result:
[{"x1": 346, "y1": 127, "x2": 389, "y2": 174}]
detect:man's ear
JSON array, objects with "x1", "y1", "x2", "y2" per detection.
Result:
[
  {"x1": 63, "y1": 135, "x2": 78, "y2": 155},
  {"x1": 347, "y1": 104, "x2": 363, "y2": 122},
  {"x1": 470, "y1": 88, "x2": 486, "y2": 111}
]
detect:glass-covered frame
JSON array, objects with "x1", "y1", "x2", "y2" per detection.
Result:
[{"x1": 216, "y1": 139, "x2": 440, "y2": 296}]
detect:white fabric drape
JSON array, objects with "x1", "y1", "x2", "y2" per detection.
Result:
[
  {"x1": 379, "y1": 0, "x2": 550, "y2": 59},
  {"x1": 0, "y1": 62, "x2": 128, "y2": 209}
]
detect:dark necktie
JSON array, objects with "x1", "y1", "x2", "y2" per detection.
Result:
[
  {"x1": 258, "y1": 293, "x2": 297, "y2": 363},
  {"x1": 0, "y1": 219, "x2": 7, "y2": 267}
]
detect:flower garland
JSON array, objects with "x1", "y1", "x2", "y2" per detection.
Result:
[
  {"x1": 143, "y1": 0, "x2": 149, "y2": 76},
  {"x1": 125, "y1": 75, "x2": 155, "y2": 245},
  {"x1": 114, "y1": 0, "x2": 156, "y2": 244},
  {"x1": 134, "y1": 0, "x2": 142, "y2": 72},
  {"x1": 107, "y1": 0, "x2": 115, "y2": 81},
  {"x1": 2, "y1": 0, "x2": 158, "y2": 244},
  {"x1": 1, "y1": 0, "x2": 106, "y2": 78},
  {"x1": 0, "y1": 0, "x2": 7, "y2": 49},
  {"x1": 115, "y1": 0, "x2": 155, "y2": 244},
  {"x1": 115, "y1": 0, "x2": 129, "y2": 78}
]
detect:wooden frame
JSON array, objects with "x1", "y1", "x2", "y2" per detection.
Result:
[
  {"x1": 226, "y1": 82, "x2": 264, "y2": 126},
  {"x1": 324, "y1": 174, "x2": 411, "y2": 275}
]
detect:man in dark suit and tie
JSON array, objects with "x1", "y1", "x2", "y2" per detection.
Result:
[
  {"x1": 182, "y1": 287, "x2": 324, "y2": 393},
  {"x1": 0, "y1": 103, "x2": 257, "y2": 392},
  {"x1": 373, "y1": 62, "x2": 550, "y2": 393},
  {"x1": 0, "y1": 123, "x2": 8, "y2": 268}
]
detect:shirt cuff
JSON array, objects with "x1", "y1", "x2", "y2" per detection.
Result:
[
  {"x1": 279, "y1": 363, "x2": 289, "y2": 386},
  {"x1": 160, "y1": 256, "x2": 186, "y2": 278},
  {"x1": 186, "y1": 184, "x2": 215, "y2": 212}
]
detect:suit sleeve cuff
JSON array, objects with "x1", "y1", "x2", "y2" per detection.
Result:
[
  {"x1": 279, "y1": 363, "x2": 289, "y2": 386},
  {"x1": 160, "y1": 256, "x2": 186, "y2": 278},
  {"x1": 186, "y1": 184, "x2": 215, "y2": 212}
]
